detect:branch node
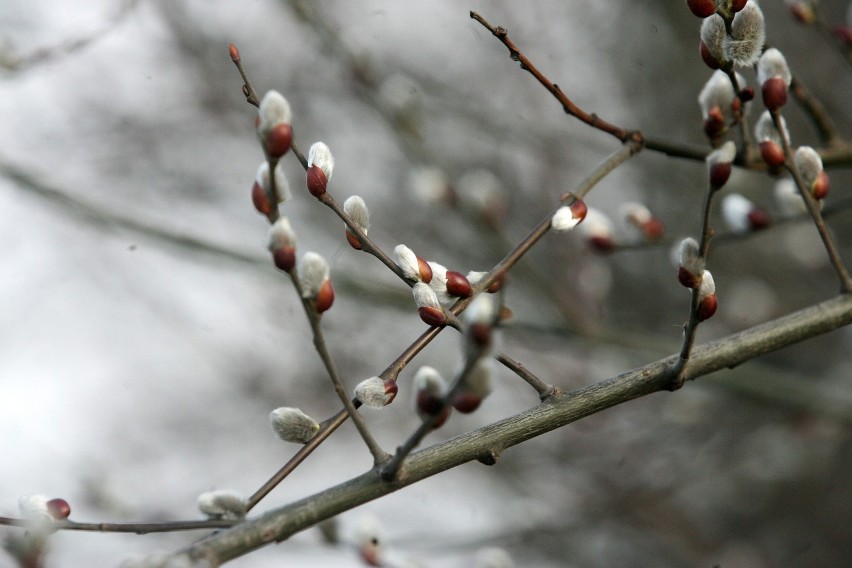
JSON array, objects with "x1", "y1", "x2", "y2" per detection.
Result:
[{"x1": 477, "y1": 448, "x2": 501, "y2": 466}]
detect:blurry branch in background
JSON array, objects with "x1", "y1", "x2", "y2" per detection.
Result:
[{"x1": 0, "y1": 0, "x2": 139, "y2": 73}]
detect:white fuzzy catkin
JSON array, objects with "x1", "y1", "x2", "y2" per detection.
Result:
[
  {"x1": 700, "y1": 15, "x2": 727, "y2": 63},
  {"x1": 722, "y1": 193, "x2": 756, "y2": 234},
  {"x1": 255, "y1": 161, "x2": 290, "y2": 203},
  {"x1": 268, "y1": 217, "x2": 297, "y2": 251},
  {"x1": 426, "y1": 261, "x2": 452, "y2": 304},
  {"x1": 197, "y1": 490, "x2": 246, "y2": 520},
  {"x1": 18, "y1": 494, "x2": 51, "y2": 521},
  {"x1": 297, "y1": 252, "x2": 330, "y2": 298},
  {"x1": 307, "y1": 142, "x2": 335, "y2": 182},
  {"x1": 258, "y1": 90, "x2": 292, "y2": 133},
  {"x1": 269, "y1": 407, "x2": 320, "y2": 444},
  {"x1": 794, "y1": 146, "x2": 823, "y2": 187},
  {"x1": 343, "y1": 195, "x2": 370, "y2": 234},
  {"x1": 394, "y1": 244, "x2": 422, "y2": 281},
  {"x1": 757, "y1": 48, "x2": 792, "y2": 87},
  {"x1": 413, "y1": 282, "x2": 441, "y2": 310},
  {"x1": 754, "y1": 110, "x2": 788, "y2": 144},
  {"x1": 354, "y1": 377, "x2": 393, "y2": 408},
  {"x1": 724, "y1": 1, "x2": 765, "y2": 67},
  {"x1": 551, "y1": 206, "x2": 583, "y2": 232},
  {"x1": 706, "y1": 141, "x2": 737, "y2": 167}
]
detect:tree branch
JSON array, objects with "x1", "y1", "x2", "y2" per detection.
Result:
[{"x1": 173, "y1": 292, "x2": 852, "y2": 564}]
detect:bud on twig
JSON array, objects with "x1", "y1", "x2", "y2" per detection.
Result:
[
  {"x1": 413, "y1": 366, "x2": 451, "y2": 428},
  {"x1": 757, "y1": 48, "x2": 792, "y2": 111},
  {"x1": 551, "y1": 198, "x2": 588, "y2": 232},
  {"x1": 700, "y1": 15, "x2": 726, "y2": 68},
  {"x1": 413, "y1": 282, "x2": 447, "y2": 326},
  {"x1": 620, "y1": 202, "x2": 664, "y2": 241},
  {"x1": 268, "y1": 217, "x2": 297, "y2": 272},
  {"x1": 794, "y1": 146, "x2": 829, "y2": 200},
  {"x1": 356, "y1": 515, "x2": 385, "y2": 567},
  {"x1": 755, "y1": 111, "x2": 789, "y2": 167},
  {"x1": 269, "y1": 407, "x2": 320, "y2": 444},
  {"x1": 394, "y1": 244, "x2": 432, "y2": 283},
  {"x1": 677, "y1": 237, "x2": 704, "y2": 289},
  {"x1": 306, "y1": 142, "x2": 334, "y2": 197},
  {"x1": 577, "y1": 208, "x2": 615, "y2": 252},
  {"x1": 197, "y1": 490, "x2": 247, "y2": 520},
  {"x1": 257, "y1": 91, "x2": 293, "y2": 158},
  {"x1": 706, "y1": 141, "x2": 737, "y2": 189},
  {"x1": 696, "y1": 270, "x2": 718, "y2": 322},
  {"x1": 297, "y1": 252, "x2": 334, "y2": 313},
  {"x1": 687, "y1": 0, "x2": 716, "y2": 18},
  {"x1": 722, "y1": 193, "x2": 770, "y2": 233},
  {"x1": 455, "y1": 169, "x2": 507, "y2": 224},
  {"x1": 343, "y1": 195, "x2": 370, "y2": 249},
  {"x1": 18, "y1": 495, "x2": 52, "y2": 521},
  {"x1": 354, "y1": 376, "x2": 398, "y2": 408},
  {"x1": 251, "y1": 161, "x2": 289, "y2": 215},
  {"x1": 464, "y1": 294, "x2": 497, "y2": 348},
  {"x1": 725, "y1": 1, "x2": 765, "y2": 67},
  {"x1": 452, "y1": 359, "x2": 494, "y2": 414}
]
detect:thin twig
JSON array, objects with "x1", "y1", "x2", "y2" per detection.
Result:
[
  {"x1": 469, "y1": 12, "x2": 640, "y2": 145},
  {"x1": 771, "y1": 110, "x2": 852, "y2": 293},
  {"x1": 496, "y1": 353, "x2": 556, "y2": 400},
  {"x1": 0, "y1": 517, "x2": 235, "y2": 534}
]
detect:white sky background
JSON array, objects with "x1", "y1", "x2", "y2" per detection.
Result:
[{"x1": 1, "y1": 1, "x2": 851, "y2": 567}]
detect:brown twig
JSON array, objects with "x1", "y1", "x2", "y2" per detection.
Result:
[
  {"x1": 0, "y1": 516, "x2": 235, "y2": 534},
  {"x1": 469, "y1": 11, "x2": 641, "y2": 146},
  {"x1": 771, "y1": 110, "x2": 852, "y2": 293}
]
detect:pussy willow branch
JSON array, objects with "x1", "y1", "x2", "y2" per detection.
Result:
[
  {"x1": 243, "y1": 141, "x2": 635, "y2": 508},
  {"x1": 771, "y1": 110, "x2": 852, "y2": 293},
  {"x1": 469, "y1": 11, "x2": 639, "y2": 145},
  {"x1": 172, "y1": 293, "x2": 852, "y2": 564},
  {"x1": 670, "y1": 180, "x2": 719, "y2": 389}
]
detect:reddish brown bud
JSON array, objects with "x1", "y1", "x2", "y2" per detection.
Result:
[
  {"x1": 835, "y1": 27, "x2": 852, "y2": 47},
  {"x1": 228, "y1": 43, "x2": 240, "y2": 62},
  {"x1": 446, "y1": 271, "x2": 472, "y2": 298},
  {"x1": 487, "y1": 271, "x2": 505, "y2": 293},
  {"x1": 345, "y1": 229, "x2": 363, "y2": 250},
  {"x1": 697, "y1": 293, "x2": 718, "y2": 321},
  {"x1": 687, "y1": 0, "x2": 716, "y2": 18},
  {"x1": 417, "y1": 257, "x2": 433, "y2": 283},
  {"x1": 759, "y1": 140, "x2": 786, "y2": 167},
  {"x1": 382, "y1": 378, "x2": 398, "y2": 405},
  {"x1": 315, "y1": 279, "x2": 334, "y2": 313},
  {"x1": 452, "y1": 392, "x2": 482, "y2": 414},
  {"x1": 739, "y1": 87, "x2": 755, "y2": 103},
  {"x1": 429, "y1": 405, "x2": 451, "y2": 429},
  {"x1": 265, "y1": 123, "x2": 293, "y2": 158},
  {"x1": 251, "y1": 181, "x2": 272, "y2": 215},
  {"x1": 272, "y1": 246, "x2": 296, "y2": 272},
  {"x1": 811, "y1": 170, "x2": 830, "y2": 200},
  {"x1": 642, "y1": 218, "x2": 665, "y2": 240},
  {"x1": 761, "y1": 77, "x2": 788, "y2": 111},
  {"x1": 678, "y1": 266, "x2": 701, "y2": 289},
  {"x1": 589, "y1": 235, "x2": 615, "y2": 253},
  {"x1": 46, "y1": 498, "x2": 71, "y2": 520},
  {"x1": 418, "y1": 306, "x2": 447, "y2": 326},
  {"x1": 747, "y1": 208, "x2": 771, "y2": 230},
  {"x1": 704, "y1": 105, "x2": 726, "y2": 138},
  {"x1": 569, "y1": 198, "x2": 588, "y2": 222},
  {"x1": 732, "y1": 0, "x2": 747, "y2": 12},
  {"x1": 416, "y1": 389, "x2": 443, "y2": 416},
  {"x1": 306, "y1": 165, "x2": 328, "y2": 197},
  {"x1": 709, "y1": 162, "x2": 732, "y2": 189},
  {"x1": 468, "y1": 322, "x2": 492, "y2": 347},
  {"x1": 700, "y1": 40, "x2": 721, "y2": 70}
]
